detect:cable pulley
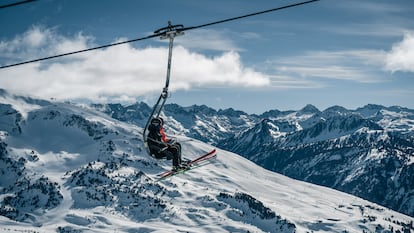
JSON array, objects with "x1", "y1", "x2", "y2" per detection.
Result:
[{"x1": 154, "y1": 21, "x2": 184, "y2": 34}]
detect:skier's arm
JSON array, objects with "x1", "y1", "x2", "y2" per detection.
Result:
[{"x1": 160, "y1": 128, "x2": 170, "y2": 143}]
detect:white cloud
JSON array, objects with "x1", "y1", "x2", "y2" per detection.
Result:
[
  {"x1": 0, "y1": 26, "x2": 92, "y2": 62},
  {"x1": 0, "y1": 27, "x2": 270, "y2": 103},
  {"x1": 268, "y1": 75, "x2": 324, "y2": 89},
  {"x1": 25, "y1": 27, "x2": 46, "y2": 47},
  {"x1": 173, "y1": 48, "x2": 269, "y2": 88},
  {"x1": 268, "y1": 49, "x2": 387, "y2": 84},
  {"x1": 323, "y1": 23, "x2": 407, "y2": 38},
  {"x1": 175, "y1": 29, "x2": 242, "y2": 52},
  {"x1": 319, "y1": 1, "x2": 411, "y2": 38},
  {"x1": 338, "y1": 1, "x2": 405, "y2": 14},
  {"x1": 385, "y1": 32, "x2": 414, "y2": 72}
]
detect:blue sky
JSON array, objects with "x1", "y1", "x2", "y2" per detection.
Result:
[{"x1": 1, "y1": 0, "x2": 413, "y2": 113}]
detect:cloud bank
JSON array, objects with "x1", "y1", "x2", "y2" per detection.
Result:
[
  {"x1": 268, "y1": 31, "x2": 414, "y2": 85},
  {"x1": 0, "y1": 26, "x2": 270, "y2": 103},
  {"x1": 268, "y1": 49, "x2": 387, "y2": 84},
  {"x1": 385, "y1": 32, "x2": 414, "y2": 72}
]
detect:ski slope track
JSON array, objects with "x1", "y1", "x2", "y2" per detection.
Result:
[{"x1": 1, "y1": 90, "x2": 413, "y2": 232}]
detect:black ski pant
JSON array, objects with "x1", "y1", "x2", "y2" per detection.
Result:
[{"x1": 150, "y1": 142, "x2": 182, "y2": 167}]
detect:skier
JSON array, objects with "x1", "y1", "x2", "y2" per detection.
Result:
[{"x1": 147, "y1": 117, "x2": 186, "y2": 170}]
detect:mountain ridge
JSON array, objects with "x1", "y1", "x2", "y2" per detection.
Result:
[
  {"x1": 1, "y1": 89, "x2": 414, "y2": 232},
  {"x1": 90, "y1": 100, "x2": 414, "y2": 218}
]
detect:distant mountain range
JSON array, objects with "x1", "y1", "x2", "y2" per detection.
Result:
[
  {"x1": 93, "y1": 101, "x2": 414, "y2": 218},
  {"x1": 1, "y1": 89, "x2": 413, "y2": 232}
]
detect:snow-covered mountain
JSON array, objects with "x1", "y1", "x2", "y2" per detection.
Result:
[
  {"x1": 91, "y1": 102, "x2": 414, "y2": 219},
  {"x1": 219, "y1": 104, "x2": 414, "y2": 219},
  {"x1": 92, "y1": 102, "x2": 258, "y2": 144},
  {"x1": 1, "y1": 90, "x2": 414, "y2": 232}
]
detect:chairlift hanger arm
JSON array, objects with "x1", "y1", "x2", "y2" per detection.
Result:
[{"x1": 142, "y1": 21, "x2": 184, "y2": 156}]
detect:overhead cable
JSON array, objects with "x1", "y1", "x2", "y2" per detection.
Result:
[
  {"x1": 0, "y1": 0, "x2": 320, "y2": 69},
  {"x1": 0, "y1": 34, "x2": 162, "y2": 69},
  {"x1": 182, "y1": 0, "x2": 320, "y2": 31},
  {"x1": 0, "y1": 0, "x2": 37, "y2": 9}
]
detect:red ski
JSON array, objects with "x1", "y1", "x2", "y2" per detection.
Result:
[{"x1": 156, "y1": 149, "x2": 217, "y2": 180}]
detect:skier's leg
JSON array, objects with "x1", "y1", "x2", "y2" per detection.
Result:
[
  {"x1": 175, "y1": 142, "x2": 182, "y2": 164},
  {"x1": 166, "y1": 147, "x2": 179, "y2": 167},
  {"x1": 168, "y1": 143, "x2": 182, "y2": 164},
  {"x1": 172, "y1": 154, "x2": 179, "y2": 167},
  {"x1": 162, "y1": 150, "x2": 173, "y2": 160}
]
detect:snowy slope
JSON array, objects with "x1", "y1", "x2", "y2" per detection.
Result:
[
  {"x1": 1, "y1": 90, "x2": 414, "y2": 233},
  {"x1": 218, "y1": 105, "x2": 414, "y2": 218}
]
